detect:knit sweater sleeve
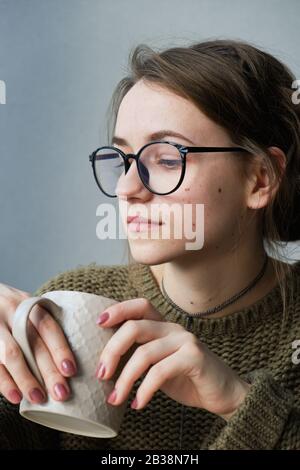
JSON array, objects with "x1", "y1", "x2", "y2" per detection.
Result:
[{"x1": 207, "y1": 369, "x2": 299, "y2": 450}]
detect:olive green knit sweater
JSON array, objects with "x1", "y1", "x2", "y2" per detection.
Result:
[{"x1": 1, "y1": 260, "x2": 300, "y2": 450}]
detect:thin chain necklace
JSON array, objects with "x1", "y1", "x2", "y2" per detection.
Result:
[{"x1": 160, "y1": 252, "x2": 268, "y2": 318}]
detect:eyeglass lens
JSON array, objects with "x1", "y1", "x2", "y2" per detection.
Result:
[{"x1": 93, "y1": 142, "x2": 183, "y2": 196}]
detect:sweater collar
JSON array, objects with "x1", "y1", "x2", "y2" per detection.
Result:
[{"x1": 128, "y1": 260, "x2": 300, "y2": 337}]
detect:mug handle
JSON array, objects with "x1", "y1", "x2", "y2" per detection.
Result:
[{"x1": 12, "y1": 296, "x2": 62, "y2": 386}]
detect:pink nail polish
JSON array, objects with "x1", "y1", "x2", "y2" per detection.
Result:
[
  {"x1": 8, "y1": 389, "x2": 22, "y2": 404},
  {"x1": 61, "y1": 359, "x2": 76, "y2": 375},
  {"x1": 95, "y1": 362, "x2": 106, "y2": 379},
  {"x1": 29, "y1": 388, "x2": 46, "y2": 403},
  {"x1": 94, "y1": 362, "x2": 101, "y2": 378},
  {"x1": 107, "y1": 388, "x2": 117, "y2": 404},
  {"x1": 54, "y1": 383, "x2": 69, "y2": 400},
  {"x1": 131, "y1": 397, "x2": 138, "y2": 409},
  {"x1": 97, "y1": 312, "x2": 109, "y2": 325}
]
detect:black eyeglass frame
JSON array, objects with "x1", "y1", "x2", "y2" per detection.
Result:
[{"x1": 88, "y1": 140, "x2": 248, "y2": 197}]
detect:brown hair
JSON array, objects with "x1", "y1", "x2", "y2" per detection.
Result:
[{"x1": 105, "y1": 38, "x2": 300, "y2": 319}]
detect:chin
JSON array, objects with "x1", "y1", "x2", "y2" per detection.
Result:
[{"x1": 128, "y1": 239, "x2": 185, "y2": 265}]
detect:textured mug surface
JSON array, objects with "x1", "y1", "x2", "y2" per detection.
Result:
[{"x1": 12, "y1": 290, "x2": 129, "y2": 438}]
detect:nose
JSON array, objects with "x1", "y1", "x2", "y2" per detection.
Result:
[{"x1": 115, "y1": 157, "x2": 150, "y2": 199}]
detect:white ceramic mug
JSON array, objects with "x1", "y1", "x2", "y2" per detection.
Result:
[{"x1": 12, "y1": 290, "x2": 133, "y2": 438}]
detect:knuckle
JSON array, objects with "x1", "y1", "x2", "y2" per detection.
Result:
[
  {"x1": 126, "y1": 319, "x2": 139, "y2": 334},
  {"x1": 136, "y1": 344, "x2": 151, "y2": 362},
  {"x1": 149, "y1": 363, "x2": 165, "y2": 380},
  {"x1": 18, "y1": 291, "x2": 31, "y2": 300},
  {"x1": 5, "y1": 297, "x2": 19, "y2": 313},
  {"x1": 43, "y1": 367, "x2": 61, "y2": 385},
  {"x1": 104, "y1": 345, "x2": 113, "y2": 359},
  {"x1": 103, "y1": 339, "x2": 117, "y2": 359},
  {"x1": 5, "y1": 343, "x2": 22, "y2": 361},
  {"x1": 53, "y1": 344, "x2": 71, "y2": 359}
]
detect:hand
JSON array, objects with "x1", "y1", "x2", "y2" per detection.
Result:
[
  {"x1": 95, "y1": 298, "x2": 251, "y2": 420},
  {"x1": 0, "y1": 283, "x2": 77, "y2": 405}
]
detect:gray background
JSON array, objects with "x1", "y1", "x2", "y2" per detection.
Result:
[{"x1": 0, "y1": 0, "x2": 299, "y2": 293}]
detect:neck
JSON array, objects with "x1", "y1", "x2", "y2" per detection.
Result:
[{"x1": 150, "y1": 241, "x2": 278, "y2": 319}]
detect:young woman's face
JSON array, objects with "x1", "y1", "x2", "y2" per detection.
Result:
[{"x1": 114, "y1": 79, "x2": 250, "y2": 265}]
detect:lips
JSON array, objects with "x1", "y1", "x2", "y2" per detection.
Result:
[
  {"x1": 127, "y1": 215, "x2": 140, "y2": 224},
  {"x1": 127, "y1": 215, "x2": 162, "y2": 225}
]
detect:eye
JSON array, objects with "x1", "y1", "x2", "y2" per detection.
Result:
[{"x1": 158, "y1": 159, "x2": 182, "y2": 168}]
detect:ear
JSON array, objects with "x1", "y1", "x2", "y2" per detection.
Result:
[{"x1": 246, "y1": 146, "x2": 286, "y2": 210}]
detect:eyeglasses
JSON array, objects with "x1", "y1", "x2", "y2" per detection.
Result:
[{"x1": 88, "y1": 140, "x2": 248, "y2": 197}]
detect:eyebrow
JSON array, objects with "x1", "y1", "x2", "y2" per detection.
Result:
[{"x1": 112, "y1": 130, "x2": 196, "y2": 146}]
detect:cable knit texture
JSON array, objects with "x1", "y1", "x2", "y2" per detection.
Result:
[{"x1": 1, "y1": 259, "x2": 300, "y2": 450}]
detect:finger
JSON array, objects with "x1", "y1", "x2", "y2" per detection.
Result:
[
  {"x1": 21, "y1": 304, "x2": 77, "y2": 377},
  {"x1": 0, "y1": 364, "x2": 23, "y2": 404},
  {"x1": 131, "y1": 349, "x2": 187, "y2": 409},
  {"x1": 96, "y1": 319, "x2": 183, "y2": 380},
  {"x1": 0, "y1": 283, "x2": 29, "y2": 298},
  {"x1": 96, "y1": 298, "x2": 165, "y2": 328},
  {"x1": 0, "y1": 327, "x2": 47, "y2": 404},
  {"x1": 28, "y1": 324, "x2": 71, "y2": 402},
  {"x1": 105, "y1": 334, "x2": 183, "y2": 406}
]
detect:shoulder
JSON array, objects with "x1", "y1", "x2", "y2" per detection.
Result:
[{"x1": 32, "y1": 262, "x2": 136, "y2": 302}]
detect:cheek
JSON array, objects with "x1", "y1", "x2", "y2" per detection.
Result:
[{"x1": 180, "y1": 178, "x2": 244, "y2": 236}]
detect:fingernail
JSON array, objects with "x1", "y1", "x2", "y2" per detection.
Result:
[
  {"x1": 8, "y1": 389, "x2": 22, "y2": 404},
  {"x1": 54, "y1": 383, "x2": 69, "y2": 400},
  {"x1": 61, "y1": 359, "x2": 76, "y2": 375},
  {"x1": 96, "y1": 362, "x2": 106, "y2": 380},
  {"x1": 107, "y1": 388, "x2": 117, "y2": 404},
  {"x1": 29, "y1": 388, "x2": 46, "y2": 403},
  {"x1": 131, "y1": 397, "x2": 138, "y2": 409},
  {"x1": 97, "y1": 311, "x2": 109, "y2": 325}
]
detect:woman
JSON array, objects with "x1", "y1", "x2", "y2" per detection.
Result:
[{"x1": 1, "y1": 38, "x2": 300, "y2": 450}]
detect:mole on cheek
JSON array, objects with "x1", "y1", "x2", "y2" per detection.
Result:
[
  {"x1": 184, "y1": 187, "x2": 190, "y2": 192},
  {"x1": 218, "y1": 188, "x2": 222, "y2": 193}
]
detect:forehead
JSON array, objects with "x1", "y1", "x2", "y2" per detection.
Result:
[
  {"x1": 115, "y1": 80, "x2": 206, "y2": 135},
  {"x1": 114, "y1": 79, "x2": 231, "y2": 148}
]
